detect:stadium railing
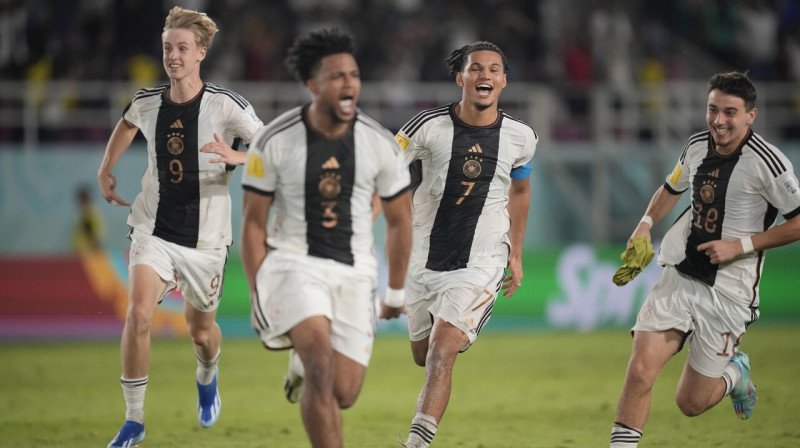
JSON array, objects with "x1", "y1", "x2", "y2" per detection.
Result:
[{"x1": 2, "y1": 80, "x2": 799, "y2": 243}]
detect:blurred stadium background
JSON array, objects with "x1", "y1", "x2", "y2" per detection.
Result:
[
  {"x1": 3, "y1": 1, "x2": 800, "y2": 446},
  {"x1": 3, "y1": 0, "x2": 800, "y2": 338}
]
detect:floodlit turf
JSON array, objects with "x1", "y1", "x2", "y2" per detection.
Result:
[{"x1": 1, "y1": 326, "x2": 799, "y2": 447}]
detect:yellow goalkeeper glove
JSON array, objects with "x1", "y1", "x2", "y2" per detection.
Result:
[{"x1": 612, "y1": 236, "x2": 655, "y2": 286}]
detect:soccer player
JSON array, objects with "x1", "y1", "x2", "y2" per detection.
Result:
[
  {"x1": 609, "y1": 71, "x2": 800, "y2": 447},
  {"x1": 97, "y1": 7, "x2": 263, "y2": 447},
  {"x1": 240, "y1": 27, "x2": 412, "y2": 448},
  {"x1": 394, "y1": 41, "x2": 538, "y2": 447}
]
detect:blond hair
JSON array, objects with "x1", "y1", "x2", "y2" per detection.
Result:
[{"x1": 163, "y1": 6, "x2": 218, "y2": 48}]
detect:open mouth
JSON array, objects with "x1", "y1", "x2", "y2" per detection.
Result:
[
  {"x1": 476, "y1": 84, "x2": 493, "y2": 97},
  {"x1": 339, "y1": 96, "x2": 355, "y2": 113}
]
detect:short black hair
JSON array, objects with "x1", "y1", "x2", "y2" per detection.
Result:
[
  {"x1": 285, "y1": 27, "x2": 355, "y2": 82},
  {"x1": 445, "y1": 41, "x2": 509, "y2": 78},
  {"x1": 708, "y1": 71, "x2": 757, "y2": 111}
]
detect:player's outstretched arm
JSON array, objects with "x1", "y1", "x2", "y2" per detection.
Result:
[
  {"x1": 97, "y1": 118, "x2": 138, "y2": 207},
  {"x1": 699, "y1": 213, "x2": 800, "y2": 264},
  {"x1": 379, "y1": 191, "x2": 412, "y2": 319},
  {"x1": 199, "y1": 133, "x2": 248, "y2": 165},
  {"x1": 502, "y1": 178, "x2": 530, "y2": 298},
  {"x1": 751, "y1": 213, "x2": 800, "y2": 251}
]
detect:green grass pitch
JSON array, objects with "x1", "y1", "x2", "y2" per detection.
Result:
[{"x1": 1, "y1": 326, "x2": 799, "y2": 447}]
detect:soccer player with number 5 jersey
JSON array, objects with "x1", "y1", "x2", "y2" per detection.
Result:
[{"x1": 240, "y1": 27, "x2": 412, "y2": 448}]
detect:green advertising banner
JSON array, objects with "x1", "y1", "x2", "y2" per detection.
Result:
[
  {"x1": 215, "y1": 244, "x2": 800, "y2": 334},
  {"x1": 2, "y1": 244, "x2": 797, "y2": 340}
]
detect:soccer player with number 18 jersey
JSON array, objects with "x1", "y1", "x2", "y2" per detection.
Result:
[{"x1": 610, "y1": 72, "x2": 800, "y2": 447}]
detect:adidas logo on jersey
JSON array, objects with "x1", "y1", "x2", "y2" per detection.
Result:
[
  {"x1": 170, "y1": 119, "x2": 184, "y2": 129},
  {"x1": 468, "y1": 143, "x2": 483, "y2": 154},
  {"x1": 322, "y1": 157, "x2": 340, "y2": 170}
]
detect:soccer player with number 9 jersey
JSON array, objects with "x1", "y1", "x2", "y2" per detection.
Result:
[{"x1": 97, "y1": 7, "x2": 263, "y2": 447}]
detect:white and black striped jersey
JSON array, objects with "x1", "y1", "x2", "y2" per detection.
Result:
[
  {"x1": 658, "y1": 129, "x2": 800, "y2": 307},
  {"x1": 122, "y1": 83, "x2": 263, "y2": 249},
  {"x1": 395, "y1": 103, "x2": 538, "y2": 271},
  {"x1": 241, "y1": 105, "x2": 410, "y2": 274}
]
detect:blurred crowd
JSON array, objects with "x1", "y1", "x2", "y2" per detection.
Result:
[{"x1": 3, "y1": 0, "x2": 800, "y2": 86}]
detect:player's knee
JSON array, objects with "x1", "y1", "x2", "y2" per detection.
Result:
[
  {"x1": 125, "y1": 306, "x2": 153, "y2": 332},
  {"x1": 675, "y1": 395, "x2": 705, "y2": 417},
  {"x1": 675, "y1": 389, "x2": 709, "y2": 417},
  {"x1": 189, "y1": 329, "x2": 210, "y2": 348},
  {"x1": 425, "y1": 347, "x2": 453, "y2": 374},
  {"x1": 412, "y1": 351, "x2": 426, "y2": 367},
  {"x1": 186, "y1": 322, "x2": 216, "y2": 347},
  {"x1": 426, "y1": 336, "x2": 459, "y2": 368},
  {"x1": 303, "y1": 352, "x2": 334, "y2": 392},
  {"x1": 335, "y1": 388, "x2": 360, "y2": 409},
  {"x1": 410, "y1": 340, "x2": 428, "y2": 367},
  {"x1": 625, "y1": 358, "x2": 657, "y2": 387}
]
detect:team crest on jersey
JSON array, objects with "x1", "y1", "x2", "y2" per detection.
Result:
[
  {"x1": 166, "y1": 132, "x2": 185, "y2": 155},
  {"x1": 463, "y1": 155, "x2": 483, "y2": 178},
  {"x1": 319, "y1": 172, "x2": 342, "y2": 199},
  {"x1": 700, "y1": 180, "x2": 716, "y2": 203}
]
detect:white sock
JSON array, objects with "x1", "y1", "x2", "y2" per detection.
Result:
[
  {"x1": 406, "y1": 412, "x2": 437, "y2": 447},
  {"x1": 121, "y1": 376, "x2": 148, "y2": 424},
  {"x1": 722, "y1": 360, "x2": 742, "y2": 396},
  {"x1": 610, "y1": 423, "x2": 642, "y2": 447},
  {"x1": 289, "y1": 349, "x2": 304, "y2": 378},
  {"x1": 196, "y1": 349, "x2": 220, "y2": 386}
]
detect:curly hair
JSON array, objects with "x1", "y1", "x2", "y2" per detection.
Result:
[
  {"x1": 708, "y1": 71, "x2": 757, "y2": 111},
  {"x1": 445, "y1": 41, "x2": 509, "y2": 78},
  {"x1": 163, "y1": 6, "x2": 218, "y2": 49},
  {"x1": 285, "y1": 27, "x2": 355, "y2": 82}
]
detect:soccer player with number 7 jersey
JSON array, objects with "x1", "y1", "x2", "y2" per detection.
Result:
[{"x1": 393, "y1": 41, "x2": 538, "y2": 447}]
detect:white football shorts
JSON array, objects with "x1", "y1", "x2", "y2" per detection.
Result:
[
  {"x1": 406, "y1": 262, "x2": 505, "y2": 352},
  {"x1": 633, "y1": 265, "x2": 758, "y2": 377},
  {"x1": 128, "y1": 230, "x2": 228, "y2": 312},
  {"x1": 250, "y1": 251, "x2": 377, "y2": 367}
]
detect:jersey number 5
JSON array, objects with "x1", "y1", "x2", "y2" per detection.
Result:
[{"x1": 322, "y1": 201, "x2": 338, "y2": 228}]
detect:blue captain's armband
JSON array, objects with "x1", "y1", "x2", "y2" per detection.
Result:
[{"x1": 510, "y1": 162, "x2": 532, "y2": 180}]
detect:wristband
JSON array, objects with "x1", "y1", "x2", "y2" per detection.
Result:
[
  {"x1": 740, "y1": 236, "x2": 754, "y2": 255},
  {"x1": 383, "y1": 287, "x2": 405, "y2": 307},
  {"x1": 640, "y1": 215, "x2": 653, "y2": 228}
]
